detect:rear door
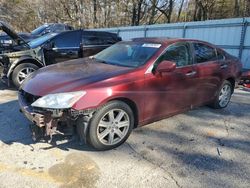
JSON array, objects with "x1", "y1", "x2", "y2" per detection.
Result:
[
  {"x1": 191, "y1": 42, "x2": 223, "y2": 106},
  {"x1": 81, "y1": 32, "x2": 114, "y2": 57},
  {"x1": 44, "y1": 30, "x2": 81, "y2": 65}
]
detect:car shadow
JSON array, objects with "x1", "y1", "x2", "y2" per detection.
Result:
[{"x1": 0, "y1": 82, "x2": 16, "y2": 91}]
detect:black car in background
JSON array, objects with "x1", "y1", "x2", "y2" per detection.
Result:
[
  {"x1": 0, "y1": 23, "x2": 74, "y2": 49},
  {"x1": 0, "y1": 25, "x2": 121, "y2": 87}
]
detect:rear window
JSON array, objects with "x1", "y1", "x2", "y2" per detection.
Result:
[
  {"x1": 82, "y1": 35, "x2": 119, "y2": 45},
  {"x1": 83, "y1": 35, "x2": 104, "y2": 45}
]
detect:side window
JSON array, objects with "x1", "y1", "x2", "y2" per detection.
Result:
[
  {"x1": 83, "y1": 35, "x2": 104, "y2": 45},
  {"x1": 157, "y1": 43, "x2": 191, "y2": 67},
  {"x1": 53, "y1": 24, "x2": 65, "y2": 32},
  {"x1": 102, "y1": 36, "x2": 117, "y2": 44},
  {"x1": 193, "y1": 43, "x2": 217, "y2": 63},
  {"x1": 51, "y1": 31, "x2": 81, "y2": 48}
]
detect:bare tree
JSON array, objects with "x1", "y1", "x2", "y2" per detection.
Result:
[
  {"x1": 150, "y1": 0, "x2": 174, "y2": 23},
  {"x1": 245, "y1": 0, "x2": 250, "y2": 16},
  {"x1": 177, "y1": 0, "x2": 185, "y2": 22},
  {"x1": 0, "y1": 0, "x2": 248, "y2": 31},
  {"x1": 234, "y1": 0, "x2": 240, "y2": 17}
]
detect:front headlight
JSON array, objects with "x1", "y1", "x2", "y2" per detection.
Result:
[{"x1": 31, "y1": 91, "x2": 86, "y2": 109}]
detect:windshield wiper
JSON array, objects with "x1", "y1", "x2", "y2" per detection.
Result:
[{"x1": 91, "y1": 57, "x2": 109, "y2": 64}]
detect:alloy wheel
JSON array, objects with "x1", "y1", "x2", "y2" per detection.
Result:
[
  {"x1": 219, "y1": 84, "x2": 231, "y2": 107},
  {"x1": 97, "y1": 109, "x2": 130, "y2": 145},
  {"x1": 17, "y1": 67, "x2": 35, "y2": 84}
]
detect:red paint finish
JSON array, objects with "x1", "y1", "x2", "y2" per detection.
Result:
[{"x1": 20, "y1": 38, "x2": 242, "y2": 127}]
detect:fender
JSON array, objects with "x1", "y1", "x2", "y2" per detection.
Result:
[{"x1": 7, "y1": 55, "x2": 44, "y2": 78}]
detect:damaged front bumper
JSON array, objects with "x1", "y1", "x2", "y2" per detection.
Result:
[
  {"x1": 18, "y1": 90, "x2": 95, "y2": 143},
  {"x1": 0, "y1": 55, "x2": 11, "y2": 85}
]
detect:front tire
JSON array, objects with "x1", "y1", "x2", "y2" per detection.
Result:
[
  {"x1": 12, "y1": 63, "x2": 39, "y2": 88},
  {"x1": 210, "y1": 80, "x2": 233, "y2": 109},
  {"x1": 87, "y1": 101, "x2": 134, "y2": 150}
]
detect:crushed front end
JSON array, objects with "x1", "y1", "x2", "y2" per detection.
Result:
[
  {"x1": 0, "y1": 55, "x2": 11, "y2": 85},
  {"x1": 18, "y1": 89, "x2": 94, "y2": 143}
]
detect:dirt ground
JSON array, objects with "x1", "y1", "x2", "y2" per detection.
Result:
[{"x1": 0, "y1": 82, "x2": 249, "y2": 188}]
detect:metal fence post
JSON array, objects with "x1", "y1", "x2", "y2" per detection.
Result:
[
  {"x1": 239, "y1": 18, "x2": 248, "y2": 59},
  {"x1": 182, "y1": 24, "x2": 187, "y2": 38},
  {"x1": 144, "y1": 26, "x2": 148, "y2": 38}
]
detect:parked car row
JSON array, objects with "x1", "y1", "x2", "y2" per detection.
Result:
[
  {"x1": 0, "y1": 21, "x2": 121, "y2": 87},
  {"x1": 18, "y1": 37, "x2": 242, "y2": 150}
]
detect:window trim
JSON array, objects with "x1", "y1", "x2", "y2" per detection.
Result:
[
  {"x1": 50, "y1": 30, "x2": 81, "y2": 48},
  {"x1": 145, "y1": 42, "x2": 194, "y2": 74},
  {"x1": 155, "y1": 42, "x2": 193, "y2": 68}
]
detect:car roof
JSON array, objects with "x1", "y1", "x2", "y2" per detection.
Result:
[
  {"x1": 132, "y1": 37, "x2": 213, "y2": 46},
  {"x1": 59, "y1": 29, "x2": 118, "y2": 37}
]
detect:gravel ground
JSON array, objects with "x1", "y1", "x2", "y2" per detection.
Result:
[{"x1": 0, "y1": 82, "x2": 249, "y2": 188}]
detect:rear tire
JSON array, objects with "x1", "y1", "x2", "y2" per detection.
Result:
[
  {"x1": 87, "y1": 101, "x2": 134, "y2": 150},
  {"x1": 12, "y1": 63, "x2": 39, "y2": 88},
  {"x1": 210, "y1": 80, "x2": 233, "y2": 109}
]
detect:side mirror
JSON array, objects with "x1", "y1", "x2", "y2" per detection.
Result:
[
  {"x1": 43, "y1": 42, "x2": 55, "y2": 50},
  {"x1": 156, "y1": 60, "x2": 176, "y2": 73},
  {"x1": 43, "y1": 28, "x2": 51, "y2": 35}
]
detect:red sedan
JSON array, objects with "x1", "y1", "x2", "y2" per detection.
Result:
[{"x1": 18, "y1": 38, "x2": 242, "y2": 150}]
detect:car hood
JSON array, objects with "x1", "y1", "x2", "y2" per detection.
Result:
[
  {"x1": 0, "y1": 21, "x2": 29, "y2": 47},
  {"x1": 21, "y1": 58, "x2": 133, "y2": 96}
]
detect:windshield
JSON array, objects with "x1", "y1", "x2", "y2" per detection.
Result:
[
  {"x1": 31, "y1": 24, "x2": 50, "y2": 35},
  {"x1": 28, "y1": 33, "x2": 58, "y2": 48},
  {"x1": 94, "y1": 42, "x2": 161, "y2": 67}
]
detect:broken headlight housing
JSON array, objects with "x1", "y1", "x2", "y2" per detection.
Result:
[{"x1": 31, "y1": 91, "x2": 86, "y2": 109}]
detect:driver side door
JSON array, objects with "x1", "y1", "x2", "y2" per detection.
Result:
[
  {"x1": 44, "y1": 31, "x2": 81, "y2": 65},
  {"x1": 143, "y1": 42, "x2": 197, "y2": 122}
]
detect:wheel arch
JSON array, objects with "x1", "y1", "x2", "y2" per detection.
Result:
[
  {"x1": 107, "y1": 97, "x2": 139, "y2": 129},
  {"x1": 226, "y1": 77, "x2": 235, "y2": 93},
  {"x1": 7, "y1": 56, "x2": 43, "y2": 77}
]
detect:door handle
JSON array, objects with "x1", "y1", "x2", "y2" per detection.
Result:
[
  {"x1": 220, "y1": 64, "x2": 228, "y2": 69},
  {"x1": 61, "y1": 51, "x2": 74, "y2": 56},
  {"x1": 185, "y1": 71, "x2": 197, "y2": 76}
]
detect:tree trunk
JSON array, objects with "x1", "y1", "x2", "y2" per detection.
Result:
[
  {"x1": 135, "y1": 0, "x2": 143, "y2": 25},
  {"x1": 131, "y1": 2, "x2": 137, "y2": 26},
  {"x1": 177, "y1": 0, "x2": 184, "y2": 22},
  {"x1": 93, "y1": 0, "x2": 97, "y2": 26},
  {"x1": 234, "y1": 0, "x2": 240, "y2": 17},
  {"x1": 244, "y1": 0, "x2": 250, "y2": 16},
  {"x1": 167, "y1": 0, "x2": 174, "y2": 23},
  {"x1": 149, "y1": 0, "x2": 157, "y2": 24}
]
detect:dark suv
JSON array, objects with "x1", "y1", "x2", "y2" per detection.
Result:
[{"x1": 0, "y1": 25, "x2": 121, "y2": 87}]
